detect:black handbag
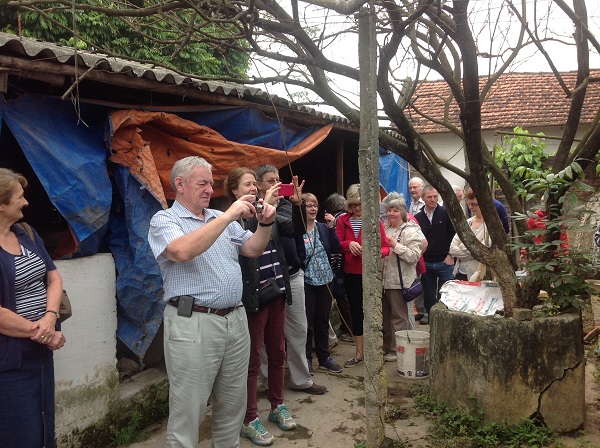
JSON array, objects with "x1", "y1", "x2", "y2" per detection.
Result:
[
  {"x1": 332, "y1": 257, "x2": 346, "y2": 299},
  {"x1": 333, "y1": 270, "x2": 345, "y2": 299},
  {"x1": 258, "y1": 278, "x2": 285, "y2": 309},
  {"x1": 257, "y1": 245, "x2": 285, "y2": 310}
]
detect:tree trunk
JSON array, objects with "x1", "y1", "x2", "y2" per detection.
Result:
[
  {"x1": 358, "y1": 6, "x2": 386, "y2": 447},
  {"x1": 488, "y1": 248, "x2": 517, "y2": 315}
]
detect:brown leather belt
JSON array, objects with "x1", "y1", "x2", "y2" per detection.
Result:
[{"x1": 168, "y1": 298, "x2": 241, "y2": 317}]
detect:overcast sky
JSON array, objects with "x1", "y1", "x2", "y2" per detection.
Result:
[{"x1": 249, "y1": 0, "x2": 600, "y2": 115}]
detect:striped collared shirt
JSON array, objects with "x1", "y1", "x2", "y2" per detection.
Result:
[
  {"x1": 148, "y1": 201, "x2": 252, "y2": 308},
  {"x1": 409, "y1": 198, "x2": 425, "y2": 216}
]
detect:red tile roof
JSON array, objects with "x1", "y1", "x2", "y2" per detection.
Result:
[{"x1": 405, "y1": 71, "x2": 600, "y2": 134}]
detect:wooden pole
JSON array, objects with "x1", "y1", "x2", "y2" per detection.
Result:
[
  {"x1": 336, "y1": 138, "x2": 344, "y2": 194},
  {"x1": 358, "y1": 4, "x2": 386, "y2": 447}
]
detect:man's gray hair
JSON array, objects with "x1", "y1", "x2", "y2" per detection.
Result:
[
  {"x1": 326, "y1": 193, "x2": 347, "y2": 214},
  {"x1": 422, "y1": 184, "x2": 437, "y2": 197},
  {"x1": 409, "y1": 177, "x2": 424, "y2": 186},
  {"x1": 255, "y1": 164, "x2": 279, "y2": 182},
  {"x1": 452, "y1": 185, "x2": 463, "y2": 193},
  {"x1": 170, "y1": 156, "x2": 212, "y2": 191}
]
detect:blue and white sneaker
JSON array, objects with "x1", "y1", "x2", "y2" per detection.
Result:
[
  {"x1": 241, "y1": 417, "x2": 274, "y2": 446},
  {"x1": 319, "y1": 357, "x2": 343, "y2": 373},
  {"x1": 268, "y1": 404, "x2": 297, "y2": 430}
]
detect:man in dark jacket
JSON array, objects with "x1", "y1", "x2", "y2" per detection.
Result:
[
  {"x1": 415, "y1": 185, "x2": 456, "y2": 320},
  {"x1": 254, "y1": 164, "x2": 327, "y2": 396}
]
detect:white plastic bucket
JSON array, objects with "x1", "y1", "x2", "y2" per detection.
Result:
[{"x1": 395, "y1": 330, "x2": 430, "y2": 379}]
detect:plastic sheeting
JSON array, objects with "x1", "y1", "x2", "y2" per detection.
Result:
[
  {"x1": 3, "y1": 95, "x2": 112, "y2": 256},
  {"x1": 109, "y1": 166, "x2": 165, "y2": 356},
  {"x1": 108, "y1": 110, "x2": 333, "y2": 206},
  {"x1": 379, "y1": 146, "x2": 409, "y2": 200},
  {"x1": 3, "y1": 94, "x2": 409, "y2": 358}
]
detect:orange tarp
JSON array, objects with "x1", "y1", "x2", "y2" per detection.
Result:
[{"x1": 108, "y1": 110, "x2": 333, "y2": 208}]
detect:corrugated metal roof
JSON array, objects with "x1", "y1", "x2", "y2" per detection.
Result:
[{"x1": 0, "y1": 32, "x2": 351, "y2": 125}]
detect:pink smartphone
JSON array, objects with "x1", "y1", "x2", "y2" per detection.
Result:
[{"x1": 279, "y1": 183, "x2": 295, "y2": 197}]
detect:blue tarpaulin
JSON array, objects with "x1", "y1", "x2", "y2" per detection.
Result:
[
  {"x1": 3, "y1": 95, "x2": 111, "y2": 256},
  {"x1": 379, "y1": 146, "x2": 409, "y2": 200},
  {"x1": 2, "y1": 93, "x2": 409, "y2": 359},
  {"x1": 109, "y1": 165, "x2": 165, "y2": 356},
  {"x1": 180, "y1": 108, "x2": 317, "y2": 150}
]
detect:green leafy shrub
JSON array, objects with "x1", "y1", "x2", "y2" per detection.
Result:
[
  {"x1": 412, "y1": 385, "x2": 560, "y2": 447},
  {"x1": 495, "y1": 127, "x2": 550, "y2": 200},
  {"x1": 111, "y1": 410, "x2": 141, "y2": 446},
  {"x1": 511, "y1": 164, "x2": 598, "y2": 311}
]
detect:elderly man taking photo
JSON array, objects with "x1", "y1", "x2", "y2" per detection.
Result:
[{"x1": 148, "y1": 156, "x2": 276, "y2": 448}]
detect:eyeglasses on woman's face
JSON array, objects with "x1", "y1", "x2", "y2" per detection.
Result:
[
  {"x1": 468, "y1": 201, "x2": 479, "y2": 208},
  {"x1": 305, "y1": 203, "x2": 318, "y2": 209},
  {"x1": 349, "y1": 203, "x2": 361, "y2": 208}
]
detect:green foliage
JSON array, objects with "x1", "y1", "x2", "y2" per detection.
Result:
[
  {"x1": 385, "y1": 404, "x2": 408, "y2": 422},
  {"x1": 0, "y1": 3, "x2": 249, "y2": 77},
  {"x1": 495, "y1": 127, "x2": 550, "y2": 200},
  {"x1": 412, "y1": 385, "x2": 561, "y2": 448},
  {"x1": 511, "y1": 166, "x2": 598, "y2": 311},
  {"x1": 111, "y1": 410, "x2": 141, "y2": 446},
  {"x1": 536, "y1": 302, "x2": 562, "y2": 317},
  {"x1": 594, "y1": 354, "x2": 600, "y2": 385}
]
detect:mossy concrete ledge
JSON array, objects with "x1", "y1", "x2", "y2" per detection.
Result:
[
  {"x1": 56, "y1": 368, "x2": 169, "y2": 448},
  {"x1": 429, "y1": 303, "x2": 584, "y2": 432}
]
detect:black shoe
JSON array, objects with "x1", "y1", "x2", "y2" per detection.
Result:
[{"x1": 415, "y1": 313, "x2": 424, "y2": 321}]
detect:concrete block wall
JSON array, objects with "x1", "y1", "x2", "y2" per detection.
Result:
[
  {"x1": 430, "y1": 305, "x2": 585, "y2": 432},
  {"x1": 53, "y1": 254, "x2": 119, "y2": 442}
]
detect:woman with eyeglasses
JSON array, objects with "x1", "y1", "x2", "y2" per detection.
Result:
[
  {"x1": 335, "y1": 184, "x2": 390, "y2": 368},
  {"x1": 299, "y1": 193, "x2": 343, "y2": 373},
  {"x1": 225, "y1": 167, "x2": 305, "y2": 445},
  {"x1": 449, "y1": 188, "x2": 491, "y2": 281}
]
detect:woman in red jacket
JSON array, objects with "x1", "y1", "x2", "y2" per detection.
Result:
[{"x1": 335, "y1": 184, "x2": 390, "y2": 368}]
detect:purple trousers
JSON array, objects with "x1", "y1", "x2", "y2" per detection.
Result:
[{"x1": 245, "y1": 297, "x2": 286, "y2": 423}]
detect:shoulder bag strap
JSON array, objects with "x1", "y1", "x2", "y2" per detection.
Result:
[
  {"x1": 17, "y1": 222, "x2": 35, "y2": 241},
  {"x1": 396, "y1": 227, "x2": 406, "y2": 289}
]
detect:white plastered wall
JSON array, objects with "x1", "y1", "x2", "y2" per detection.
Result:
[{"x1": 52, "y1": 254, "x2": 118, "y2": 439}]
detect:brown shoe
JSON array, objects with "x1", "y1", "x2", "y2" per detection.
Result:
[{"x1": 291, "y1": 383, "x2": 327, "y2": 395}]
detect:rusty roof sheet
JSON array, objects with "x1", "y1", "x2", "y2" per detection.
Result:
[
  {"x1": 0, "y1": 32, "x2": 351, "y2": 125},
  {"x1": 405, "y1": 71, "x2": 600, "y2": 134}
]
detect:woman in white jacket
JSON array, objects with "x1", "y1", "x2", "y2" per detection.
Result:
[
  {"x1": 381, "y1": 194, "x2": 423, "y2": 362},
  {"x1": 449, "y1": 188, "x2": 490, "y2": 281}
]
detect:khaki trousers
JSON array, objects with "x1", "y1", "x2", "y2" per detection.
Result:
[{"x1": 164, "y1": 305, "x2": 250, "y2": 448}]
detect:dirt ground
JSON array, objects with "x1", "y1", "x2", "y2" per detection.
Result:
[
  {"x1": 128, "y1": 333, "x2": 431, "y2": 448},
  {"x1": 127, "y1": 319, "x2": 600, "y2": 448}
]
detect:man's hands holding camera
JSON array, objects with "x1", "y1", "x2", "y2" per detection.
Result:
[{"x1": 231, "y1": 194, "x2": 275, "y2": 224}]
